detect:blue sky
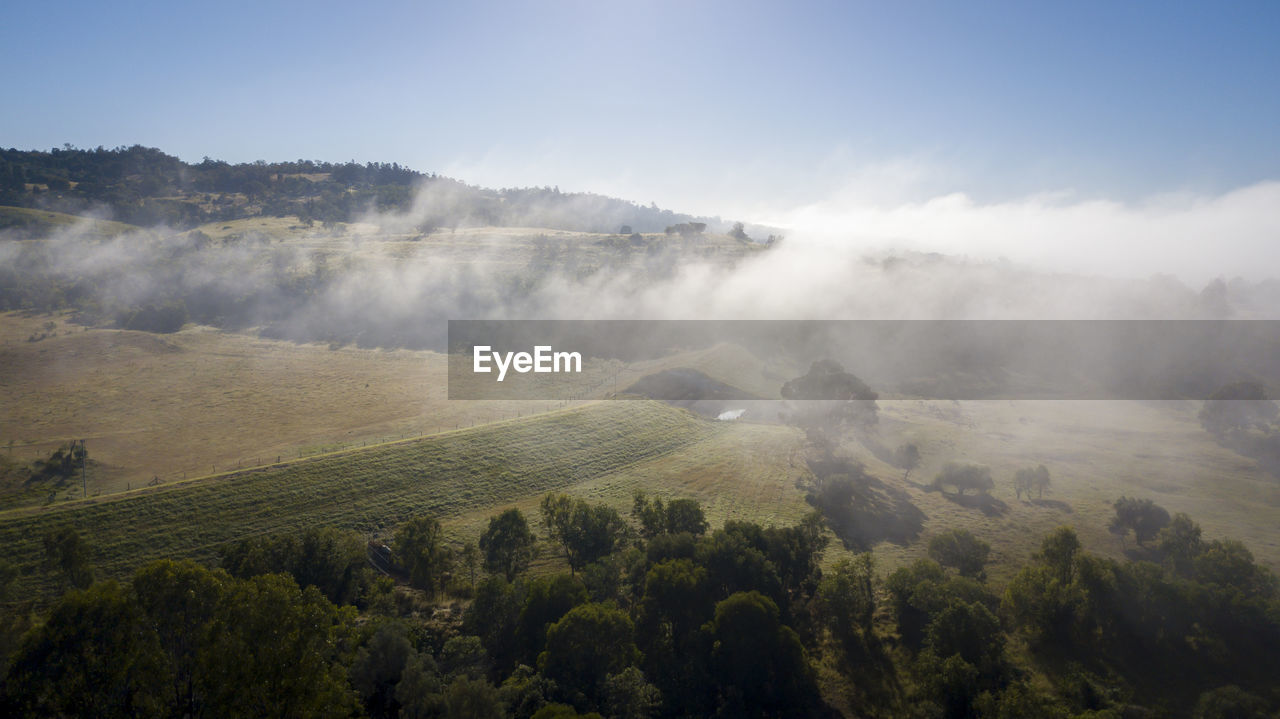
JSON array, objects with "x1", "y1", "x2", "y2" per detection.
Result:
[{"x1": 2, "y1": 0, "x2": 1277, "y2": 220}]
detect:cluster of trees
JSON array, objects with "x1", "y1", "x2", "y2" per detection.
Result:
[
  {"x1": 1012, "y1": 465, "x2": 1051, "y2": 500},
  {"x1": 4, "y1": 495, "x2": 1278, "y2": 718},
  {"x1": 1198, "y1": 382, "x2": 1280, "y2": 476},
  {"x1": 1003, "y1": 519, "x2": 1279, "y2": 717},
  {"x1": 931, "y1": 463, "x2": 994, "y2": 496}
]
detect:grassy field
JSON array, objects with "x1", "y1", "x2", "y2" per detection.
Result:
[
  {"x1": 0, "y1": 400, "x2": 746, "y2": 602},
  {"x1": 0, "y1": 311, "x2": 573, "y2": 500},
  {"x1": 5, "y1": 305, "x2": 1278, "y2": 602},
  {"x1": 863, "y1": 399, "x2": 1280, "y2": 582},
  {"x1": 0, "y1": 205, "x2": 140, "y2": 239}
]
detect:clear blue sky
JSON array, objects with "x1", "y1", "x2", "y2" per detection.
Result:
[{"x1": 2, "y1": 0, "x2": 1277, "y2": 216}]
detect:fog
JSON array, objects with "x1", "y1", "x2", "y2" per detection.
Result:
[
  {"x1": 3, "y1": 175, "x2": 1277, "y2": 360},
  {"x1": 760, "y1": 180, "x2": 1280, "y2": 285}
]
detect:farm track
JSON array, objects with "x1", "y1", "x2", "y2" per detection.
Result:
[{"x1": 0, "y1": 400, "x2": 722, "y2": 604}]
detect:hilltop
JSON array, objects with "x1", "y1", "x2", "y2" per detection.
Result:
[{"x1": 0, "y1": 144, "x2": 770, "y2": 236}]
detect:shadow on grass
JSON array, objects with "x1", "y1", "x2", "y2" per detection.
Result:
[
  {"x1": 1029, "y1": 498, "x2": 1073, "y2": 513},
  {"x1": 941, "y1": 491, "x2": 1009, "y2": 517},
  {"x1": 806, "y1": 456, "x2": 926, "y2": 551}
]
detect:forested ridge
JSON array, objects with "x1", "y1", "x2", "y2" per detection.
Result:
[{"x1": 0, "y1": 144, "x2": 713, "y2": 233}]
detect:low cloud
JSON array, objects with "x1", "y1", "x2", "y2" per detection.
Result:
[{"x1": 758, "y1": 180, "x2": 1280, "y2": 284}]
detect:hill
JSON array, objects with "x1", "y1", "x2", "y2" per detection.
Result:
[{"x1": 0, "y1": 145, "x2": 749, "y2": 234}]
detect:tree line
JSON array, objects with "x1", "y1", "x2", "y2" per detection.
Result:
[{"x1": 1, "y1": 491, "x2": 1276, "y2": 718}]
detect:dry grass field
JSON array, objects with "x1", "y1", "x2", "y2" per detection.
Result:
[{"x1": 0, "y1": 311, "x2": 567, "y2": 501}]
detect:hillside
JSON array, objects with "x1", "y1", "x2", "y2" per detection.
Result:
[{"x1": 0, "y1": 145, "x2": 751, "y2": 234}]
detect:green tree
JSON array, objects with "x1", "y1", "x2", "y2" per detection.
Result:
[
  {"x1": 932, "y1": 462, "x2": 994, "y2": 496},
  {"x1": 43, "y1": 527, "x2": 94, "y2": 589},
  {"x1": 440, "y1": 635, "x2": 490, "y2": 682},
  {"x1": 924, "y1": 600, "x2": 1004, "y2": 676},
  {"x1": 131, "y1": 559, "x2": 230, "y2": 716},
  {"x1": 817, "y1": 553, "x2": 876, "y2": 650},
  {"x1": 541, "y1": 494, "x2": 630, "y2": 573},
  {"x1": 517, "y1": 574, "x2": 590, "y2": 665},
  {"x1": 1157, "y1": 512, "x2": 1204, "y2": 575},
  {"x1": 5, "y1": 581, "x2": 167, "y2": 718},
  {"x1": 539, "y1": 602, "x2": 641, "y2": 711},
  {"x1": 1109, "y1": 496, "x2": 1171, "y2": 546},
  {"x1": 395, "y1": 515, "x2": 453, "y2": 594},
  {"x1": 219, "y1": 526, "x2": 371, "y2": 606},
  {"x1": 349, "y1": 620, "x2": 414, "y2": 718},
  {"x1": 703, "y1": 591, "x2": 821, "y2": 718},
  {"x1": 442, "y1": 675, "x2": 505, "y2": 719},
  {"x1": 480, "y1": 508, "x2": 536, "y2": 581},
  {"x1": 198, "y1": 573, "x2": 357, "y2": 718},
  {"x1": 396, "y1": 652, "x2": 444, "y2": 719},
  {"x1": 603, "y1": 666, "x2": 662, "y2": 719},
  {"x1": 1193, "y1": 685, "x2": 1270, "y2": 719},
  {"x1": 928, "y1": 529, "x2": 991, "y2": 580},
  {"x1": 632, "y1": 493, "x2": 709, "y2": 538},
  {"x1": 463, "y1": 577, "x2": 522, "y2": 675}
]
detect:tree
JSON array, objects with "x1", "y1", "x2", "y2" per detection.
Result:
[
  {"x1": 480, "y1": 508, "x2": 536, "y2": 581},
  {"x1": 704, "y1": 591, "x2": 822, "y2": 718},
  {"x1": 461, "y1": 542, "x2": 481, "y2": 588},
  {"x1": 1013, "y1": 465, "x2": 1050, "y2": 500},
  {"x1": 442, "y1": 675, "x2": 505, "y2": 719},
  {"x1": 924, "y1": 600, "x2": 1004, "y2": 676},
  {"x1": 396, "y1": 651, "x2": 444, "y2": 719},
  {"x1": 1193, "y1": 685, "x2": 1270, "y2": 719},
  {"x1": 131, "y1": 560, "x2": 229, "y2": 716},
  {"x1": 781, "y1": 359, "x2": 879, "y2": 436},
  {"x1": 43, "y1": 528, "x2": 94, "y2": 589},
  {"x1": 1198, "y1": 381, "x2": 1277, "y2": 437},
  {"x1": 5, "y1": 581, "x2": 167, "y2": 718},
  {"x1": 541, "y1": 494, "x2": 630, "y2": 573},
  {"x1": 728, "y1": 222, "x2": 748, "y2": 240},
  {"x1": 1109, "y1": 496, "x2": 1171, "y2": 546},
  {"x1": 218, "y1": 526, "x2": 371, "y2": 606},
  {"x1": 539, "y1": 602, "x2": 641, "y2": 711},
  {"x1": 603, "y1": 667, "x2": 662, "y2": 719},
  {"x1": 928, "y1": 529, "x2": 991, "y2": 580},
  {"x1": 198, "y1": 574, "x2": 357, "y2": 717},
  {"x1": 1156, "y1": 512, "x2": 1203, "y2": 575},
  {"x1": 395, "y1": 515, "x2": 453, "y2": 594},
  {"x1": 632, "y1": 492, "x2": 708, "y2": 538},
  {"x1": 463, "y1": 577, "x2": 522, "y2": 675},
  {"x1": 932, "y1": 463, "x2": 994, "y2": 496},
  {"x1": 895, "y1": 443, "x2": 921, "y2": 480},
  {"x1": 817, "y1": 553, "x2": 876, "y2": 652},
  {"x1": 349, "y1": 620, "x2": 415, "y2": 718},
  {"x1": 517, "y1": 574, "x2": 590, "y2": 665}
]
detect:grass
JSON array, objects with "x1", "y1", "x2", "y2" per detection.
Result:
[
  {"x1": 0, "y1": 400, "x2": 735, "y2": 603},
  {"x1": 0, "y1": 311, "x2": 580, "y2": 501},
  {"x1": 0, "y1": 205, "x2": 140, "y2": 238},
  {"x1": 859, "y1": 399, "x2": 1280, "y2": 583}
]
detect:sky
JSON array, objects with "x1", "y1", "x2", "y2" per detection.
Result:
[{"x1": 3, "y1": 0, "x2": 1278, "y2": 279}]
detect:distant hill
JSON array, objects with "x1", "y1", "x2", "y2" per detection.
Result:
[{"x1": 0, "y1": 144, "x2": 751, "y2": 235}]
